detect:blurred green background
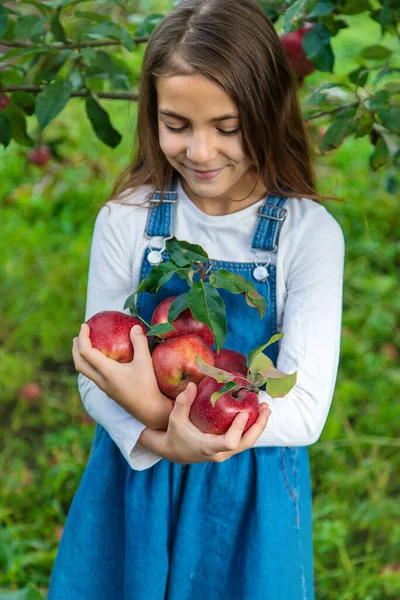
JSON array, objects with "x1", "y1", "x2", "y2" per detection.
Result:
[{"x1": 0, "y1": 4, "x2": 399, "y2": 600}]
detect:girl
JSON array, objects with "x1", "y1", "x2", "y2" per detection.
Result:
[{"x1": 48, "y1": 0, "x2": 344, "y2": 598}]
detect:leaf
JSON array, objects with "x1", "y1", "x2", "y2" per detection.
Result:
[
  {"x1": 135, "y1": 261, "x2": 180, "y2": 294},
  {"x1": 124, "y1": 292, "x2": 137, "y2": 314},
  {"x1": 210, "y1": 382, "x2": 238, "y2": 406},
  {"x1": 14, "y1": 16, "x2": 48, "y2": 42},
  {"x1": 361, "y1": 45, "x2": 392, "y2": 60},
  {"x1": 348, "y1": 66, "x2": 369, "y2": 87},
  {"x1": 83, "y1": 22, "x2": 134, "y2": 51},
  {"x1": 248, "y1": 352, "x2": 275, "y2": 376},
  {"x1": 85, "y1": 94, "x2": 122, "y2": 148},
  {"x1": 208, "y1": 269, "x2": 266, "y2": 318},
  {"x1": 352, "y1": 110, "x2": 374, "y2": 138},
  {"x1": 75, "y1": 11, "x2": 110, "y2": 22},
  {"x1": 0, "y1": 112, "x2": 12, "y2": 148},
  {"x1": 369, "y1": 136, "x2": 389, "y2": 171},
  {"x1": 35, "y1": 79, "x2": 73, "y2": 130},
  {"x1": 135, "y1": 13, "x2": 165, "y2": 37},
  {"x1": 319, "y1": 105, "x2": 358, "y2": 152},
  {"x1": 377, "y1": 107, "x2": 400, "y2": 135},
  {"x1": 305, "y1": 83, "x2": 349, "y2": 105},
  {"x1": 369, "y1": 90, "x2": 390, "y2": 111},
  {"x1": 246, "y1": 333, "x2": 284, "y2": 368},
  {"x1": 266, "y1": 372, "x2": 297, "y2": 398},
  {"x1": 168, "y1": 293, "x2": 189, "y2": 321},
  {"x1": 0, "y1": 4, "x2": 8, "y2": 39},
  {"x1": 195, "y1": 356, "x2": 235, "y2": 383},
  {"x1": 302, "y1": 23, "x2": 334, "y2": 72},
  {"x1": 4, "y1": 105, "x2": 33, "y2": 147},
  {"x1": 373, "y1": 67, "x2": 400, "y2": 84},
  {"x1": 340, "y1": 0, "x2": 372, "y2": 15},
  {"x1": 283, "y1": 0, "x2": 318, "y2": 33},
  {"x1": 188, "y1": 282, "x2": 227, "y2": 352},
  {"x1": 51, "y1": 7, "x2": 68, "y2": 43},
  {"x1": 147, "y1": 322, "x2": 176, "y2": 337},
  {"x1": 307, "y1": 1, "x2": 335, "y2": 18},
  {"x1": 165, "y1": 237, "x2": 209, "y2": 265}
]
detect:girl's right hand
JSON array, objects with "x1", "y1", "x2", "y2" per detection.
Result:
[{"x1": 137, "y1": 382, "x2": 272, "y2": 464}]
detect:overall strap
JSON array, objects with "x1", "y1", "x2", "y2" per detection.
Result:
[
  {"x1": 250, "y1": 194, "x2": 288, "y2": 282},
  {"x1": 145, "y1": 172, "x2": 179, "y2": 239},
  {"x1": 251, "y1": 194, "x2": 288, "y2": 253}
]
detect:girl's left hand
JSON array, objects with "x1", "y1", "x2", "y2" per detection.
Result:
[{"x1": 72, "y1": 323, "x2": 172, "y2": 429}]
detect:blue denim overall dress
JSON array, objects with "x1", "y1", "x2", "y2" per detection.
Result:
[{"x1": 48, "y1": 176, "x2": 314, "y2": 600}]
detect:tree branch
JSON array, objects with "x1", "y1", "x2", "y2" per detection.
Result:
[
  {"x1": 0, "y1": 37, "x2": 149, "y2": 50},
  {"x1": 0, "y1": 85, "x2": 138, "y2": 100}
]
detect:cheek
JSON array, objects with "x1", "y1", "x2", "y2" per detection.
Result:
[{"x1": 158, "y1": 130, "x2": 183, "y2": 158}]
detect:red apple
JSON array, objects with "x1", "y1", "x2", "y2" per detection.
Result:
[
  {"x1": 213, "y1": 348, "x2": 248, "y2": 377},
  {"x1": 152, "y1": 334, "x2": 214, "y2": 399},
  {"x1": 280, "y1": 23, "x2": 316, "y2": 77},
  {"x1": 86, "y1": 310, "x2": 147, "y2": 363},
  {"x1": 18, "y1": 382, "x2": 43, "y2": 405},
  {"x1": 27, "y1": 145, "x2": 52, "y2": 167},
  {"x1": 151, "y1": 296, "x2": 214, "y2": 346},
  {"x1": 0, "y1": 93, "x2": 10, "y2": 110},
  {"x1": 189, "y1": 372, "x2": 260, "y2": 435}
]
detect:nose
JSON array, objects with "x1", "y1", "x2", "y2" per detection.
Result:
[{"x1": 185, "y1": 131, "x2": 217, "y2": 165}]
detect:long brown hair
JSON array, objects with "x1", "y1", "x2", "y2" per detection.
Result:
[{"x1": 109, "y1": 0, "x2": 337, "y2": 205}]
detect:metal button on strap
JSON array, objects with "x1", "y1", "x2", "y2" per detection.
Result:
[
  {"x1": 253, "y1": 265, "x2": 269, "y2": 282},
  {"x1": 147, "y1": 250, "x2": 163, "y2": 266}
]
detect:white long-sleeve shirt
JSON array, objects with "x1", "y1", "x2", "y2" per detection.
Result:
[{"x1": 78, "y1": 179, "x2": 345, "y2": 470}]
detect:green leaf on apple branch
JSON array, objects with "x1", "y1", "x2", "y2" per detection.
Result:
[
  {"x1": 188, "y1": 282, "x2": 227, "y2": 353},
  {"x1": 349, "y1": 66, "x2": 369, "y2": 87},
  {"x1": 0, "y1": 112, "x2": 12, "y2": 148},
  {"x1": 210, "y1": 382, "x2": 239, "y2": 406},
  {"x1": 246, "y1": 333, "x2": 284, "y2": 368},
  {"x1": 369, "y1": 136, "x2": 389, "y2": 171},
  {"x1": 0, "y1": 5, "x2": 8, "y2": 39},
  {"x1": 195, "y1": 356, "x2": 235, "y2": 383},
  {"x1": 361, "y1": 44, "x2": 393, "y2": 61},
  {"x1": 168, "y1": 293, "x2": 189, "y2": 321},
  {"x1": 307, "y1": 0, "x2": 335, "y2": 19},
  {"x1": 320, "y1": 105, "x2": 358, "y2": 152},
  {"x1": 208, "y1": 269, "x2": 266, "y2": 318},
  {"x1": 147, "y1": 322, "x2": 176, "y2": 337},
  {"x1": 165, "y1": 237, "x2": 209, "y2": 266},
  {"x1": 305, "y1": 83, "x2": 351, "y2": 106},
  {"x1": 352, "y1": 110, "x2": 374, "y2": 139},
  {"x1": 124, "y1": 292, "x2": 137, "y2": 313},
  {"x1": 302, "y1": 22, "x2": 334, "y2": 72},
  {"x1": 376, "y1": 107, "x2": 400, "y2": 136},
  {"x1": 135, "y1": 261, "x2": 181, "y2": 294},
  {"x1": 283, "y1": 0, "x2": 318, "y2": 33},
  {"x1": 85, "y1": 94, "x2": 122, "y2": 148},
  {"x1": 266, "y1": 372, "x2": 297, "y2": 398},
  {"x1": 35, "y1": 79, "x2": 73, "y2": 130},
  {"x1": 248, "y1": 351, "x2": 275, "y2": 376}
]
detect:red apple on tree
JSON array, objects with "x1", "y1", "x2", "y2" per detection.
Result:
[
  {"x1": 152, "y1": 333, "x2": 214, "y2": 398},
  {"x1": 18, "y1": 382, "x2": 43, "y2": 405},
  {"x1": 151, "y1": 296, "x2": 214, "y2": 346},
  {"x1": 86, "y1": 310, "x2": 147, "y2": 363},
  {"x1": 0, "y1": 93, "x2": 10, "y2": 110},
  {"x1": 280, "y1": 23, "x2": 316, "y2": 77},
  {"x1": 213, "y1": 348, "x2": 247, "y2": 377},
  {"x1": 189, "y1": 372, "x2": 260, "y2": 435},
  {"x1": 27, "y1": 145, "x2": 52, "y2": 167}
]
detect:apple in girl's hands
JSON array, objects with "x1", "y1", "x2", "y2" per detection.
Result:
[
  {"x1": 152, "y1": 334, "x2": 214, "y2": 399},
  {"x1": 86, "y1": 311, "x2": 148, "y2": 363},
  {"x1": 189, "y1": 372, "x2": 260, "y2": 435},
  {"x1": 213, "y1": 348, "x2": 247, "y2": 377},
  {"x1": 151, "y1": 296, "x2": 214, "y2": 346}
]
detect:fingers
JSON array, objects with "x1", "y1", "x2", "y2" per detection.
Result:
[
  {"x1": 222, "y1": 412, "x2": 249, "y2": 451},
  {"x1": 171, "y1": 381, "x2": 197, "y2": 419},
  {"x1": 130, "y1": 325, "x2": 151, "y2": 363},
  {"x1": 72, "y1": 337, "x2": 103, "y2": 385},
  {"x1": 239, "y1": 403, "x2": 272, "y2": 447},
  {"x1": 77, "y1": 323, "x2": 111, "y2": 373}
]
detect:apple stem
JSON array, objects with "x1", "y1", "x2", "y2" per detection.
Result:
[{"x1": 137, "y1": 314, "x2": 151, "y2": 329}]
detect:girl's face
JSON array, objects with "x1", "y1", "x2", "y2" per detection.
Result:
[{"x1": 156, "y1": 73, "x2": 261, "y2": 213}]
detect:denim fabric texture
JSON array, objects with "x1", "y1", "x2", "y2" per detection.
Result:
[{"x1": 48, "y1": 176, "x2": 314, "y2": 599}]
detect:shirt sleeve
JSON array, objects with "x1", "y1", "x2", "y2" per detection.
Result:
[
  {"x1": 253, "y1": 209, "x2": 345, "y2": 447},
  {"x1": 79, "y1": 202, "x2": 162, "y2": 471}
]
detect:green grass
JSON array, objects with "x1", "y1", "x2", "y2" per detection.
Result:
[{"x1": 0, "y1": 10, "x2": 399, "y2": 600}]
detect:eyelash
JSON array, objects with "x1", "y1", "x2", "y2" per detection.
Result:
[{"x1": 163, "y1": 123, "x2": 239, "y2": 136}]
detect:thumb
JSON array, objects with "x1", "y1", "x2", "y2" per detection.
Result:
[
  {"x1": 130, "y1": 325, "x2": 150, "y2": 361},
  {"x1": 173, "y1": 381, "x2": 197, "y2": 418}
]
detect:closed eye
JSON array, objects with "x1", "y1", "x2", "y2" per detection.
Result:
[{"x1": 163, "y1": 123, "x2": 239, "y2": 137}]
